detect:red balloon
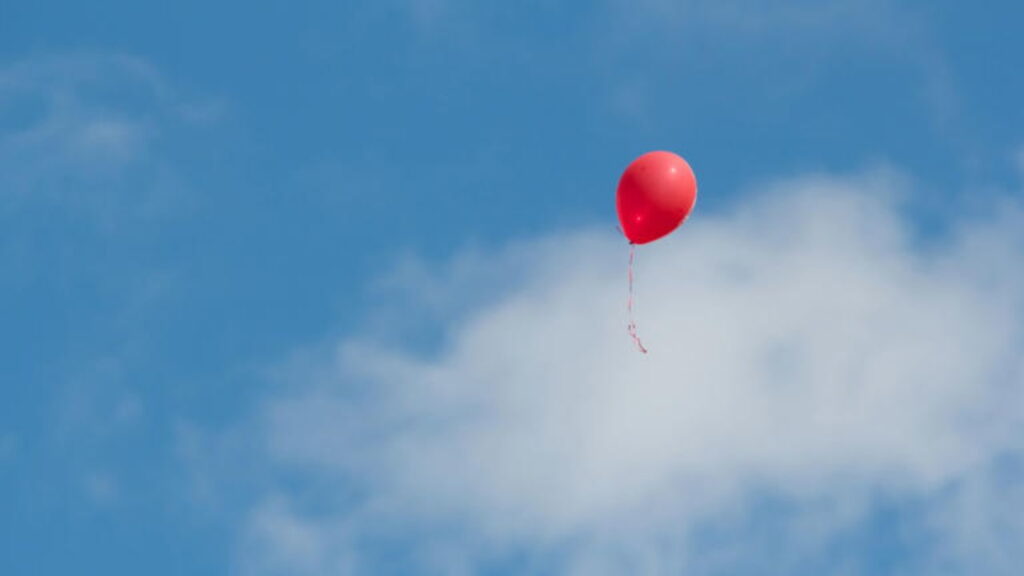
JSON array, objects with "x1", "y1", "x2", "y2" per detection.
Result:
[{"x1": 616, "y1": 151, "x2": 697, "y2": 245}]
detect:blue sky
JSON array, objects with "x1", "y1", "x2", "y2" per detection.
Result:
[{"x1": 3, "y1": 1, "x2": 1024, "y2": 575}]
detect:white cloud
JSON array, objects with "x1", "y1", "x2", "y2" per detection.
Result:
[{"x1": 233, "y1": 168, "x2": 1024, "y2": 573}]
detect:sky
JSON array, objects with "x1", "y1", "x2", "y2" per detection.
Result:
[{"x1": 2, "y1": 1, "x2": 1024, "y2": 574}]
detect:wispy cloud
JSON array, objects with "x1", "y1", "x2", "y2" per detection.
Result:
[
  {"x1": 205, "y1": 167, "x2": 1024, "y2": 574},
  {"x1": 597, "y1": 0, "x2": 962, "y2": 139},
  {"x1": 392, "y1": 1, "x2": 962, "y2": 147},
  {"x1": 239, "y1": 497, "x2": 358, "y2": 576},
  {"x1": 83, "y1": 469, "x2": 120, "y2": 506},
  {"x1": 1, "y1": 55, "x2": 158, "y2": 177},
  {"x1": 0, "y1": 53, "x2": 216, "y2": 221},
  {"x1": 1, "y1": 54, "x2": 212, "y2": 516}
]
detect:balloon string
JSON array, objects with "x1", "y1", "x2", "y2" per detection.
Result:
[{"x1": 627, "y1": 243, "x2": 648, "y2": 354}]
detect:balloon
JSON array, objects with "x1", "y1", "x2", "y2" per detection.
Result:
[{"x1": 616, "y1": 151, "x2": 697, "y2": 245}]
